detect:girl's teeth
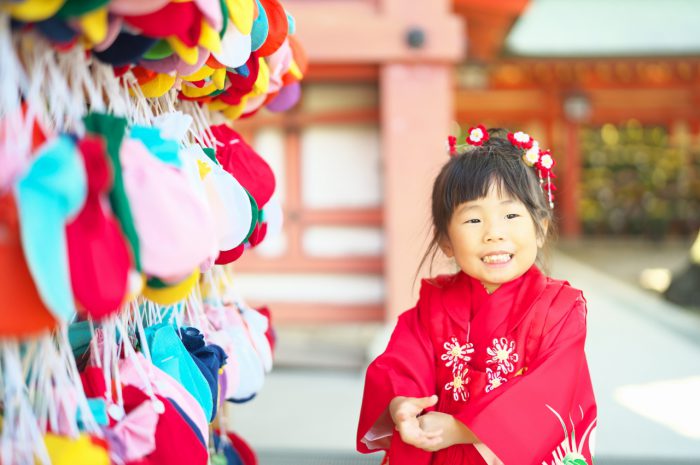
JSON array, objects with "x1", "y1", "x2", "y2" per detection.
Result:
[{"x1": 482, "y1": 254, "x2": 512, "y2": 264}]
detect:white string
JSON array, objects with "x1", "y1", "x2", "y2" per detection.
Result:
[
  {"x1": 1, "y1": 341, "x2": 51, "y2": 465},
  {"x1": 132, "y1": 300, "x2": 153, "y2": 363},
  {"x1": 57, "y1": 325, "x2": 101, "y2": 435},
  {"x1": 115, "y1": 313, "x2": 165, "y2": 414},
  {"x1": 0, "y1": 14, "x2": 24, "y2": 118},
  {"x1": 88, "y1": 318, "x2": 102, "y2": 368}
]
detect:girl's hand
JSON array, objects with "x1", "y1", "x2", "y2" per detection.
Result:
[
  {"x1": 417, "y1": 411, "x2": 480, "y2": 452},
  {"x1": 389, "y1": 395, "x2": 441, "y2": 449}
]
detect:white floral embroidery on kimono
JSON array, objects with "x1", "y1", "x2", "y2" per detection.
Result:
[
  {"x1": 485, "y1": 367, "x2": 508, "y2": 393},
  {"x1": 441, "y1": 337, "x2": 474, "y2": 401},
  {"x1": 441, "y1": 337, "x2": 474, "y2": 368},
  {"x1": 486, "y1": 337, "x2": 519, "y2": 373},
  {"x1": 444, "y1": 363, "x2": 470, "y2": 401}
]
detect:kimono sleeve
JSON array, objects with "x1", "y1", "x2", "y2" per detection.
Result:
[
  {"x1": 356, "y1": 307, "x2": 436, "y2": 453},
  {"x1": 455, "y1": 299, "x2": 597, "y2": 465}
]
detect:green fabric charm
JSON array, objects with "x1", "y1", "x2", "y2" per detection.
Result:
[
  {"x1": 202, "y1": 147, "x2": 221, "y2": 166},
  {"x1": 218, "y1": 0, "x2": 229, "y2": 38},
  {"x1": 83, "y1": 112, "x2": 142, "y2": 271},
  {"x1": 57, "y1": 0, "x2": 110, "y2": 18},
  {"x1": 143, "y1": 40, "x2": 174, "y2": 60},
  {"x1": 243, "y1": 189, "x2": 259, "y2": 243}
]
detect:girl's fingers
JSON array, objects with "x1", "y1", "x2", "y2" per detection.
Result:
[{"x1": 414, "y1": 395, "x2": 438, "y2": 409}]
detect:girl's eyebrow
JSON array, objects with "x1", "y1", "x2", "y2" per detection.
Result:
[
  {"x1": 457, "y1": 203, "x2": 480, "y2": 214},
  {"x1": 459, "y1": 199, "x2": 516, "y2": 213}
]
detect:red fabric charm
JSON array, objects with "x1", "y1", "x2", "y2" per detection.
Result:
[
  {"x1": 257, "y1": 0, "x2": 288, "y2": 57},
  {"x1": 123, "y1": 2, "x2": 202, "y2": 47},
  {"x1": 247, "y1": 221, "x2": 267, "y2": 247},
  {"x1": 210, "y1": 124, "x2": 276, "y2": 209},
  {"x1": 66, "y1": 136, "x2": 131, "y2": 320},
  {"x1": 215, "y1": 243, "x2": 245, "y2": 265}
]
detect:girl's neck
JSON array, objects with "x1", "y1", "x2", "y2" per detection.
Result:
[{"x1": 481, "y1": 282, "x2": 500, "y2": 294}]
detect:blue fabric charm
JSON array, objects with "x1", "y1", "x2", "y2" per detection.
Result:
[
  {"x1": 233, "y1": 64, "x2": 250, "y2": 78},
  {"x1": 180, "y1": 326, "x2": 228, "y2": 421},
  {"x1": 250, "y1": 0, "x2": 268, "y2": 52},
  {"x1": 144, "y1": 322, "x2": 214, "y2": 421},
  {"x1": 16, "y1": 135, "x2": 87, "y2": 322},
  {"x1": 129, "y1": 126, "x2": 182, "y2": 168}
]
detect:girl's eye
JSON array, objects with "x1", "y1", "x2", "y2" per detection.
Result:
[
  {"x1": 506, "y1": 213, "x2": 520, "y2": 219},
  {"x1": 464, "y1": 218, "x2": 481, "y2": 224}
]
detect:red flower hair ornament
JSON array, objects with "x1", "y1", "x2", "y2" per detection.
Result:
[
  {"x1": 466, "y1": 125, "x2": 489, "y2": 146},
  {"x1": 447, "y1": 135, "x2": 457, "y2": 156},
  {"x1": 507, "y1": 131, "x2": 535, "y2": 150},
  {"x1": 445, "y1": 125, "x2": 557, "y2": 208}
]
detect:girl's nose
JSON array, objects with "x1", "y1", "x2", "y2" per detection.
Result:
[{"x1": 483, "y1": 220, "x2": 506, "y2": 242}]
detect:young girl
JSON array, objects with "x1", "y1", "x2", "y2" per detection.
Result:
[{"x1": 357, "y1": 127, "x2": 597, "y2": 465}]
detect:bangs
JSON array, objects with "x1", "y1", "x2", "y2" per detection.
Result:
[{"x1": 439, "y1": 148, "x2": 540, "y2": 221}]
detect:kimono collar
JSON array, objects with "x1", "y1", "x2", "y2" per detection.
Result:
[{"x1": 441, "y1": 265, "x2": 548, "y2": 333}]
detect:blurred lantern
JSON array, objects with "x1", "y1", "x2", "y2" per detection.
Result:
[{"x1": 563, "y1": 92, "x2": 592, "y2": 123}]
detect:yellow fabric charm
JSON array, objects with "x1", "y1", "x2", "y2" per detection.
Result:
[
  {"x1": 166, "y1": 36, "x2": 199, "y2": 65},
  {"x1": 78, "y1": 7, "x2": 108, "y2": 45},
  {"x1": 250, "y1": 57, "x2": 270, "y2": 97},
  {"x1": 44, "y1": 433, "x2": 110, "y2": 465},
  {"x1": 288, "y1": 59, "x2": 304, "y2": 80},
  {"x1": 143, "y1": 268, "x2": 201, "y2": 305},
  {"x1": 181, "y1": 82, "x2": 218, "y2": 99},
  {"x1": 197, "y1": 160, "x2": 212, "y2": 180},
  {"x1": 227, "y1": 0, "x2": 255, "y2": 35},
  {"x1": 139, "y1": 73, "x2": 177, "y2": 98},
  {"x1": 212, "y1": 67, "x2": 227, "y2": 90},
  {"x1": 182, "y1": 66, "x2": 215, "y2": 82},
  {"x1": 199, "y1": 19, "x2": 222, "y2": 54},
  {"x1": 222, "y1": 97, "x2": 248, "y2": 120},
  {"x1": 206, "y1": 99, "x2": 232, "y2": 112},
  {"x1": 5, "y1": 0, "x2": 66, "y2": 22}
]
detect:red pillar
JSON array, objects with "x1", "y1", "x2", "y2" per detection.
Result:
[{"x1": 561, "y1": 120, "x2": 582, "y2": 237}]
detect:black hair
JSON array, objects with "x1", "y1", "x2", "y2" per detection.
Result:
[{"x1": 418, "y1": 128, "x2": 555, "y2": 279}]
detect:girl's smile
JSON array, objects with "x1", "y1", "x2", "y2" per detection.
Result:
[
  {"x1": 480, "y1": 252, "x2": 513, "y2": 265},
  {"x1": 439, "y1": 183, "x2": 547, "y2": 293}
]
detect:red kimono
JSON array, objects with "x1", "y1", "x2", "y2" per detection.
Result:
[{"x1": 357, "y1": 266, "x2": 597, "y2": 465}]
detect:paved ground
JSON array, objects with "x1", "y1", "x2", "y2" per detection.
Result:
[{"x1": 229, "y1": 242, "x2": 700, "y2": 464}]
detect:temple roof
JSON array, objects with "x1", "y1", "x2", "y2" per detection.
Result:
[{"x1": 505, "y1": 0, "x2": 700, "y2": 57}]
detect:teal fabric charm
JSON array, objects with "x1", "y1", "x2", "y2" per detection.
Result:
[
  {"x1": 145, "y1": 322, "x2": 214, "y2": 421},
  {"x1": 16, "y1": 135, "x2": 86, "y2": 322},
  {"x1": 250, "y1": 0, "x2": 268, "y2": 52}
]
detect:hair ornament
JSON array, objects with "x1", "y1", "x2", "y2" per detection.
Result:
[
  {"x1": 444, "y1": 124, "x2": 557, "y2": 209},
  {"x1": 533, "y1": 149, "x2": 556, "y2": 209},
  {"x1": 523, "y1": 142, "x2": 540, "y2": 166},
  {"x1": 447, "y1": 135, "x2": 457, "y2": 156},
  {"x1": 507, "y1": 131, "x2": 534, "y2": 150},
  {"x1": 466, "y1": 125, "x2": 489, "y2": 146},
  {"x1": 537, "y1": 150, "x2": 555, "y2": 174}
]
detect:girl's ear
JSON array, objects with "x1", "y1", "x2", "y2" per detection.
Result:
[
  {"x1": 537, "y1": 218, "x2": 549, "y2": 248},
  {"x1": 438, "y1": 236, "x2": 454, "y2": 258}
]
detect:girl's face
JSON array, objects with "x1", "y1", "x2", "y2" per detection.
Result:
[{"x1": 439, "y1": 183, "x2": 546, "y2": 293}]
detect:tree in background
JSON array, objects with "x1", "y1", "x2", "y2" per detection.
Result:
[{"x1": 579, "y1": 120, "x2": 700, "y2": 240}]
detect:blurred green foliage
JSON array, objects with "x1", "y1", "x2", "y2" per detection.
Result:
[{"x1": 580, "y1": 120, "x2": 700, "y2": 239}]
